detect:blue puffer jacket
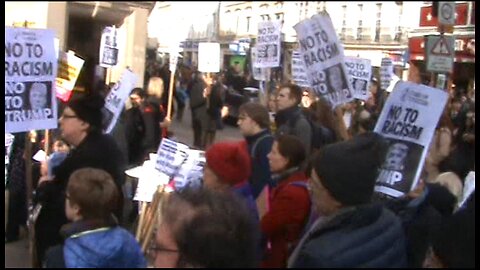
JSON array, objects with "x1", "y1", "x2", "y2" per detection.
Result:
[
  {"x1": 289, "y1": 204, "x2": 407, "y2": 268},
  {"x1": 64, "y1": 226, "x2": 146, "y2": 268}
]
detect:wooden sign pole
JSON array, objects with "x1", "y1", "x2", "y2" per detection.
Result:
[{"x1": 166, "y1": 71, "x2": 175, "y2": 119}]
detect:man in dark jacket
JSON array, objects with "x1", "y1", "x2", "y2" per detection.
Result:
[
  {"x1": 288, "y1": 132, "x2": 407, "y2": 268},
  {"x1": 189, "y1": 71, "x2": 209, "y2": 149},
  {"x1": 33, "y1": 92, "x2": 127, "y2": 265},
  {"x1": 274, "y1": 83, "x2": 312, "y2": 154}
]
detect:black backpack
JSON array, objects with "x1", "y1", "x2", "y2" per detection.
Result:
[{"x1": 289, "y1": 111, "x2": 336, "y2": 151}]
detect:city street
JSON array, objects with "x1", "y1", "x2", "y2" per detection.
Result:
[{"x1": 5, "y1": 102, "x2": 243, "y2": 268}]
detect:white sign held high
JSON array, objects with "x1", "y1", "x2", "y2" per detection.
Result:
[
  {"x1": 294, "y1": 14, "x2": 353, "y2": 108},
  {"x1": 103, "y1": 69, "x2": 138, "y2": 134},
  {"x1": 198, "y1": 42, "x2": 220, "y2": 73},
  {"x1": 344, "y1": 56, "x2": 372, "y2": 101},
  {"x1": 374, "y1": 81, "x2": 448, "y2": 198},
  {"x1": 5, "y1": 27, "x2": 58, "y2": 133}
]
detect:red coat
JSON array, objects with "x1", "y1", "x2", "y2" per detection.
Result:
[{"x1": 261, "y1": 170, "x2": 311, "y2": 268}]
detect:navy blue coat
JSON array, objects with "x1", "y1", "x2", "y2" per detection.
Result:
[
  {"x1": 289, "y1": 204, "x2": 407, "y2": 268},
  {"x1": 244, "y1": 129, "x2": 274, "y2": 198}
]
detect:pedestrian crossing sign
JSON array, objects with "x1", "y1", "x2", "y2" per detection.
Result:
[
  {"x1": 430, "y1": 36, "x2": 452, "y2": 56},
  {"x1": 425, "y1": 35, "x2": 455, "y2": 73}
]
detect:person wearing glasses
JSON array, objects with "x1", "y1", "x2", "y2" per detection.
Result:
[
  {"x1": 44, "y1": 168, "x2": 146, "y2": 268},
  {"x1": 151, "y1": 187, "x2": 260, "y2": 268},
  {"x1": 34, "y1": 93, "x2": 127, "y2": 266}
]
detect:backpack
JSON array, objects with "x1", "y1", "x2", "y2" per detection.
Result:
[
  {"x1": 286, "y1": 181, "x2": 317, "y2": 254},
  {"x1": 288, "y1": 111, "x2": 335, "y2": 151}
]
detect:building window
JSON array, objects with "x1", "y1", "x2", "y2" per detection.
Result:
[
  {"x1": 341, "y1": 5, "x2": 347, "y2": 40},
  {"x1": 357, "y1": 4, "x2": 363, "y2": 40},
  {"x1": 246, "y1": 16, "x2": 251, "y2": 32},
  {"x1": 375, "y1": 3, "x2": 382, "y2": 42},
  {"x1": 235, "y1": 9, "x2": 241, "y2": 33},
  {"x1": 276, "y1": 12, "x2": 284, "y2": 22}
]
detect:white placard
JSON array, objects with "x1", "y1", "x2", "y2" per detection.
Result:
[
  {"x1": 55, "y1": 51, "x2": 84, "y2": 102},
  {"x1": 344, "y1": 56, "x2": 372, "y2": 101},
  {"x1": 255, "y1": 21, "x2": 282, "y2": 68},
  {"x1": 155, "y1": 138, "x2": 189, "y2": 177},
  {"x1": 374, "y1": 81, "x2": 448, "y2": 198},
  {"x1": 251, "y1": 47, "x2": 268, "y2": 81},
  {"x1": 380, "y1": 57, "x2": 394, "y2": 90},
  {"x1": 99, "y1": 26, "x2": 119, "y2": 67},
  {"x1": 294, "y1": 14, "x2": 354, "y2": 108},
  {"x1": 457, "y1": 171, "x2": 475, "y2": 210},
  {"x1": 5, "y1": 27, "x2": 58, "y2": 133},
  {"x1": 173, "y1": 149, "x2": 206, "y2": 191},
  {"x1": 5, "y1": 133, "x2": 15, "y2": 165},
  {"x1": 103, "y1": 69, "x2": 138, "y2": 134},
  {"x1": 32, "y1": 149, "x2": 47, "y2": 162},
  {"x1": 291, "y1": 50, "x2": 311, "y2": 88},
  {"x1": 198, "y1": 42, "x2": 220, "y2": 73},
  {"x1": 132, "y1": 159, "x2": 170, "y2": 202}
]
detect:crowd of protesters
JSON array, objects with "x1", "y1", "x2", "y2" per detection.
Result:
[{"x1": 5, "y1": 58, "x2": 475, "y2": 268}]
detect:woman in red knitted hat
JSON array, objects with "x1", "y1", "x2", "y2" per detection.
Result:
[{"x1": 204, "y1": 141, "x2": 259, "y2": 221}]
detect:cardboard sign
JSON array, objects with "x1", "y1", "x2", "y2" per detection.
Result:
[
  {"x1": 55, "y1": 51, "x2": 84, "y2": 102},
  {"x1": 132, "y1": 159, "x2": 170, "y2": 202},
  {"x1": 103, "y1": 69, "x2": 138, "y2": 134},
  {"x1": 294, "y1": 14, "x2": 353, "y2": 108},
  {"x1": 255, "y1": 20, "x2": 282, "y2": 68},
  {"x1": 380, "y1": 57, "x2": 394, "y2": 90},
  {"x1": 425, "y1": 35, "x2": 455, "y2": 73},
  {"x1": 291, "y1": 50, "x2": 311, "y2": 88},
  {"x1": 374, "y1": 81, "x2": 448, "y2": 198},
  {"x1": 155, "y1": 138, "x2": 189, "y2": 177},
  {"x1": 344, "y1": 56, "x2": 372, "y2": 101},
  {"x1": 5, "y1": 27, "x2": 58, "y2": 133},
  {"x1": 173, "y1": 149, "x2": 206, "y2": 191},
  {"x1": 251, "y1": 47, "x2": 268, "y2": 81},
  {"x1": 99, "y1": 26, "x2": 119, "y2": 67},
  {"x1": 198, "y1": 42, "x2": 220, "y2": 73}
]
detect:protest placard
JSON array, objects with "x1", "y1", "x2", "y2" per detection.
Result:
[
  {"x1": 155, "y1": 138, "x2": 189, "y2": 177},
  {"x1": 255, "y1": 20, "x2": 282, "y2": 68},
  {"x1": 198, "y1": 42, "x2": 220, "y2": 73},
  {"x1": 344, "y1": 56, "x2": 372, "y2": 101},
  {"x1": 374, "y1": 81, "x2": 448, "y2": 198},
  {"x1": 103, "y1": 69, "x2": 138, "y2": 134},
  {"x1": 291, "y1": 50, "x2": 311, "y2": 88},
  {"x1": 5, "y1": 27, "x2": 58, "y2": 133},
  {"x1": 133, "y1": 159, "x2": 170, "y2": 202},
  {"x1": 5, "y1": 133, "x2": 15, "y2": 166},
  {"x1": 294, "y1": 14, "x2": 353, "y2": 108},
  {"x1": 173, "y1": 149, "x2": 206, "y2": 191},
  {"x1": 380, "y1": 57, "x2": 394, "y2": 90},
  {"x1": 99, "y1": 26, "x2": 119, "y2": 67},
  {"x1": 251, "y1": 47, "x2": 268, "y2": 81},
  {"x1": 55, "y1": 51, "x2": 84, "y2": 102}
]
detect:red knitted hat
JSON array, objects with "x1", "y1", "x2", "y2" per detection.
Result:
[{"x1": 205, "y1": 141, "x2": 251, "y2": 186}]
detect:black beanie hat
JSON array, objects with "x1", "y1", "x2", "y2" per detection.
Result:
[
  {"x1": 67, "y1": 93, "x2": 105, "y2": 130},
  {"x1": 312, "y1": 132, "x2": 387, "y2": 206}
]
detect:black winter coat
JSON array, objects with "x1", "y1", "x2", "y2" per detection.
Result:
[
  {"x1": 289, "y1": 204, "x2": 407, "y2": 268},
  {"x1": 34, "y1": 131, "x2": 126, "y2": 264}
]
